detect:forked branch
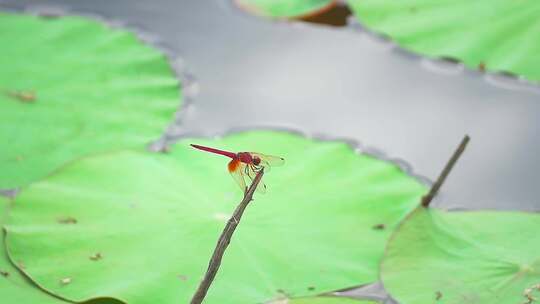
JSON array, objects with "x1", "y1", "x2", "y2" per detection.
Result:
[
  {"x1": 190, "y1": 169, "x2": 264, "y2": 304},
  {"x1": 421, "y1": 135, "x2": 470, "y2": 208}
]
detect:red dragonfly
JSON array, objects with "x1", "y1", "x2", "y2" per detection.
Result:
[{"x1": 190, "y1": 144, "x2": 284, "y2": 193}]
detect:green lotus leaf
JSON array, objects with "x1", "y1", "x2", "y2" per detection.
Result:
[
  {"x1": 347, "y1": 0, "x2": 540, "y2": 82},
  {"x1": 0, "y1": 196, "x2": 67, "y2": 303},
  {"x1": 283, "y1": 296, "x2": 377, "y2": 304},
  {"x1": 5, "y1": 130, "x2": 425, "y2": 303},
  {"x1": 381, "y1": 206, "x2": 540, "y2": 304},
  {"x1": 235, "y1": 0, "x2": 336, "y2": 18},
  {"x1": 0, "y1": 13, "x2": 180, "y2": 189}
]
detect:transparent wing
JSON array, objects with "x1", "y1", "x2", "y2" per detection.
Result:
[
  {"x1": 245, "y1": 164, "x2": 267, "y2": 194},
  {"x1": 228, "y1": 159, "x2": 247, "y2": 193},
  {"x1": 249, "y1": 152, "x2": 284, "y2": 168}
]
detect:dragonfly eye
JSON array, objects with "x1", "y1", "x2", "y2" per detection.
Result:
[{"x1": 253, "y1": 157, "x2": 261, "y2": 165}]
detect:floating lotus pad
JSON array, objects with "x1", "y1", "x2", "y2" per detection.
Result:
[
  {"x1": 235, "y1": 0, "x2": 336, "y2": 18},
  {"x1": 381, "y1": 207, "x2": 540, "y2": 304},
  {"x1": 6, "y1": 131, "x2": 426, "y2": 303},
  {"x1": 0, "y1": 197, "x2": 67, "y2": 303},
  {"x1": 0, "y1": 13, "x2": 180, "y2": 189},
  {"x1": 347, "y1": 0, "x2": 540, "y2": 82}
]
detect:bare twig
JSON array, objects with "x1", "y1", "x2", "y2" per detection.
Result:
[
  {"x1": 421, "y1": 135, "x2": 470, "y2": 208},
  {"x1": 190, "y1": 169, "x2": 265, "y2": 304}
]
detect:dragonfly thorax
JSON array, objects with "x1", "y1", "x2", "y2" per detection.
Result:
[
  {"x1": 237, "y1": 152, "x2": 261, "y2": 165},
  {"x1": 237, "y1": 152, "x2": 253, "y2": 164}
]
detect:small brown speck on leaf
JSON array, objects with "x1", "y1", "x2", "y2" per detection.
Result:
[
  {"x1": 6, "y1": 90, "x2": 36, "y2": 103},
  {"x1": 478, "y1": 62, "x2": 486, "y2": 72},
  {"x1": 0, "y1": 270, "x2": 9, "y2": 277},
  {"x1": 373, "y1": 223, "x2": 385, "y2": 230},
  {"x1": 158, "y1": 146, "x2": 170, "y2": 154},
  {"x1": 178, "y1": 274, "x2": 188, "y2": 281},
  {"x1": 58, "y1": 217, "x2": 77, "y2": 224},
  {"x1": 307, "y1": 286, "x2": 315, "y2": 291},
  {"x1": 409, "y1": 7, "x2": 417, "y2": 13},
  {"x1": 435, "y1": 291, "x2": 443, "y2": 301},
  {"x1": 60, "y1": 277, "x2": 72, "y2": 285},
  {"x1": 89, "y1": 253, "x2": 102, "y2": 261},
  {"x1": 18, "y1": 262, "x2": 25, "y2": 270},
  {"x1": 276, "y1": 289, "x2": 289, "y2": 296}
]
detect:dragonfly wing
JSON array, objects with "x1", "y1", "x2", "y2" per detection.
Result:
[
  {"x1": 257, "y1": 179, "x2": 267, "y2": 193},
  {"x1": 245, "y1": 165, "x2": 266, "y2": 194},
  {"x1": 249, "y1": 152, "x2": 284, "y2": 168},
  {"x1": 228, "y1": 159, "x2": 247, "y2": 193}
]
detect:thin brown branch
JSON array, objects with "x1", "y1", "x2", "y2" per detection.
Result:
[
  {"x1": 190, "y1": 169, "x2": 265, "y2": 304},
  {"x1": 421, "y1": 135, "x2": 470, "y2": 208}
]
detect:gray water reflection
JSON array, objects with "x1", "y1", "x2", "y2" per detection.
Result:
[{"x1": 3, "y1": 0, "x2": 539, "y2": 212}]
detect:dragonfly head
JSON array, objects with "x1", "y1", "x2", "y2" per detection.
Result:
[{"x1": 252, "y1": 156, "x2": 261, "y2": 165}]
